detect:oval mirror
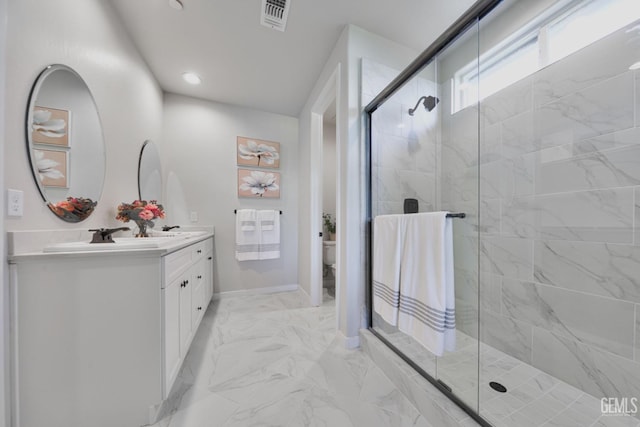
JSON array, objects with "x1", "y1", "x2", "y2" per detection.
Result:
[
  {"x1": 138, "y1": 140, "x2": 162, "y2": 202},
  {"x1": 26, "y1": 64, "x2": 106, "y2": 222}
]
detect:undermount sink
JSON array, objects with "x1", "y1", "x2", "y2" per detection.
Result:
[{"x1": 42, "y1": 232, "x2": 207, "y2": 253}]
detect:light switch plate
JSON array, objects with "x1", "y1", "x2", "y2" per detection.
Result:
[{"x1": 7, "y1": 189, "x2": 24, "y2": 217}]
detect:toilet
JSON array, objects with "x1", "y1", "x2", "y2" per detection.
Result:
[{"x1": 322, "y1": 240, "x2": 336, "y2": 277}]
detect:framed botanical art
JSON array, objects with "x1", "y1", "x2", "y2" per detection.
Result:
[
  {"x1": 237, "y1": 168, "x2": 280, "y2": 198},
  {"x1": 32, "y1": 106, "x2": 70, "y2": 147},
  {"x1": 34, "y1": 148, "x2": 68, "y2": 188},
  {"x1": 237, "y1": 136, "x2": 280, "y2": 169}
]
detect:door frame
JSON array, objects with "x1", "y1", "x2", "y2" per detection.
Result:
[{"x1": 309, "y1": 64, "x2": 341, "y2": 308}]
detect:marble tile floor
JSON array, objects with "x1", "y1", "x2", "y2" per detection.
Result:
[
  {"x1": 376, "y1": 328, "x2": 640, "y2": 427},
  {"x1": 149, "y1": 289, "x2": 434, "y2": 427}
]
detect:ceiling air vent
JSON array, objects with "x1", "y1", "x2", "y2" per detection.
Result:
[{"x1": 261, "y1": 0, "x2": 290, "y2": 32}]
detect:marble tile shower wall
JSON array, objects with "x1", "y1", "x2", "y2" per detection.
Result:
[
  {"x1": 440, "y1": 96, "x2": 482, "y2": 338},
  {"x1": 440, "y1": 23, "x2": 640, "y2": 402},
  {"x1": 363, "y1": 58, "x2": 440, "y2": 217},
  {"x1": 365, "y1": 55, "x2": 480, "y2": 351}
]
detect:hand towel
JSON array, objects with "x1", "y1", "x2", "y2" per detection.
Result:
[
  {"x1": 372, "y1": 214, "x2": 405, "y2": 326},
  {"x1": 398, "y1": 212, "x2": 455, "y2": 356},
  {"x1": 237, "y1": 209, "x2": 257, "y2": 231},
  {"x1": 235, "y1": 209, "x2": 260, "y2": 261},
  {"x1": 258, "y1": 209, "x2": 280, "y2": 260}
]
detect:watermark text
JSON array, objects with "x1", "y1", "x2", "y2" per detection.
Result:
[{"x1": 601, "y1": 397, "x2": 638, "y2": 417}]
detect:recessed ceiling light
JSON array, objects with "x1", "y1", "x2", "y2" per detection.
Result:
[
  {"x1": 182, "y1": 72, "x2": 201, "y2": 85},
  {"x1": 169, "y1": 0, "x2": 183, "y2": 11},
  {"x1": 629, "y1": 61, "x2": 640, "y2": 70}
]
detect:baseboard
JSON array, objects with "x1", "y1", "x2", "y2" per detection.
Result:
[
  {"x1": 337, "y1": 330, "x2": 360, "y2": 349},
  {"x1": 213, "y1": 284, "x2": 299, "y2": 300},
  {"x1": 298, "y1": 285, "x2": 311, "y2": 303}
]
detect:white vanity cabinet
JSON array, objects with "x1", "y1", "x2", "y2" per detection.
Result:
[
  {"x1": 9, "y1": 233, "x2": 214, "y2": 427},
  {"x1": 162, "y1": 238, "x2": 213, "y2": 395}
]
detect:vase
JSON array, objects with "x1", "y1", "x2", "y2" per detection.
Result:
[{"x1": 134, "y1": 220, "x2": 149, "y2": 238}]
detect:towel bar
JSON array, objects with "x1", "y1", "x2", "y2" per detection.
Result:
[{"x1": 446, "y1": 213, "x2": 465, "y2": 218}]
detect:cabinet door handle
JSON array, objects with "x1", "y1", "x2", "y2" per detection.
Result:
[
  {"x1": 197, "y1": 307, "x2": 202, "y2": 311},
  {"x1": 180, "y1": 281, "x2": 185, "y2": 288},
  {"x1": 208, "y1": 257, "x2": 212, "y2": 260},
  {"x1": 197, "y1": 275, "x2": 202, "y2": 279},
  {"x1": 185, "y1": 280, "x2": 189, "y2": 285},
  {"x1": 197, "y1": 250, "x2": 202, "y2": 254}
]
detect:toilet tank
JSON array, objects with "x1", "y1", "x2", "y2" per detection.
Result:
[{"x1": 322, "y1": 240, "x2": 336, "y2": 265}]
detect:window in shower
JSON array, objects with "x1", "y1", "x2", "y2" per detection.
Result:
[{"x1": 453, "y1": 0, "x2": 640, "y2": 113}]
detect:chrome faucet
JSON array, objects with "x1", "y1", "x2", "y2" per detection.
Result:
[
  {"x1": 162, "y1": 225, "x2": 180, "y2": 231},
  {"x1": 89, "y1": 227, "x2": 131, "y2": 243}
]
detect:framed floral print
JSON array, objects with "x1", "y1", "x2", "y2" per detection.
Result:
[
  {"x1": 237, "y1": 168, "x2": 280, "y2": 198},
  {"x1": 34, "y1": 148, "x2": 68, "y2": 188},
  {"x1": 32, "y1": 106, "x2": 70, "y2": 147},
  {"x1": 237, "y1": 136, "x2": 280, "y2": 169}
]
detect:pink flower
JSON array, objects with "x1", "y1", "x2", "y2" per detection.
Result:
[
  {"x1": 138, "y1": 209, "x2": 154, "y2": 220},
  {"x1": 116, "y1": 200, "x2": 165, "y2": 223},
  {"x1": 56, "y1": 200, "x2": 75, "y2": 211}
]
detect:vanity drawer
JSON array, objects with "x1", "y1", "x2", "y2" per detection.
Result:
[
  {"x1": 163, "y1": 248, "x2": 192, "y2": 286},
  {"x1": 191, "y1": 239, "x2": 213, "y2": 261},
  {"x1": 163, "y1": 238, "x2": 213, "y2": 287}
]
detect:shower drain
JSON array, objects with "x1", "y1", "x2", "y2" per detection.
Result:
[{"x1": 489, "y1": 381, "x2": 507, "y2": 393}]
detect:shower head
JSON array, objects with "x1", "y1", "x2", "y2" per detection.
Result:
[{"x1": 408, "y1": 95, "x2": 440, "y2": 116}]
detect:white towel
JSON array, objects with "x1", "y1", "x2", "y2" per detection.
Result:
[
  {"x1": 398, "y1": 212, "x2": 455, "y2": 356},
  {"x1": 258, "y1": 209, "x2": 280, "y2": 260},
  {"x1": 372, "y1": 214, "x2": 405, "y2": 326},
  {"x1": 237, "y1": 209, "x2": 257, "y2": 231},
  {"x1": 235, "y1": 209, "x2": 260, "y2": 261},
  {"x1": 260, "y1": 209, "x2": 275, "y2": 231}
]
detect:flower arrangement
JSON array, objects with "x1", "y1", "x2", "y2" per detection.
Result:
[
  {"x1": 323, "y1": 213, "x2": 336, "y2": 235},
  {"x1": 48, "y1": 197, "x2": 97, "y2": 223},
  {"x1": 116, "y1": 200, "x2": 165, "y2": 237}
]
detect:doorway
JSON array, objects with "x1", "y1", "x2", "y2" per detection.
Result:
[
  {"x1": 309, "y1": 65, "x2": 340, "y2": 310},
  {"x1": 321, "y1": 102, "x2": 337, "y2": 299}
]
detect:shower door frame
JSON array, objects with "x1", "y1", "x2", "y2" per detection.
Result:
[{"x1": 364, "y1": 1, "x2": 502, "y2": 426}]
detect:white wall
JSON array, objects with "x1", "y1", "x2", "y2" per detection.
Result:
[
  {"x1": 4, "y1": 0, "x2": 163, "y2": 232},
  {"x1": 162, "y1": 93, "x2": 299, "y2": 293},
  {"x1": 297, "y1": 25, "x2": 348, "y2": 324},
  {"x1": 298, "y1": 25, "x2": 420, "y2": 342}
]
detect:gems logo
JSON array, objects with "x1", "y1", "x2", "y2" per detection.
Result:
[{"x1": 601, "y1": 398, "x2": 638, "y2": 416}]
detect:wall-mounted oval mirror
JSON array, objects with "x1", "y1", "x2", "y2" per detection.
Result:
[
  {"x1": 138, "y1": 140, "x2": 162, "y2": 202},
  {"x1": 26, "y1": 64, "x2": 106, "y2": 222}
]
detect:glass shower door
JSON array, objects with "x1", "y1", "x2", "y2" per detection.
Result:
[
  {"x1": 368, "y1": 17, "x2": 481, "y2": 412},
  {"x1": 432, "y1": 18, "x2": 481, "y2": 412},
  {"x1": 368, "y1": 56, "x2": 441, "y2": 383}
]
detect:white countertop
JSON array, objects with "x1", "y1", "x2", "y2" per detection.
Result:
[{"x1": 7, "y1": 227, "x2": 214, "y2": 263}]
